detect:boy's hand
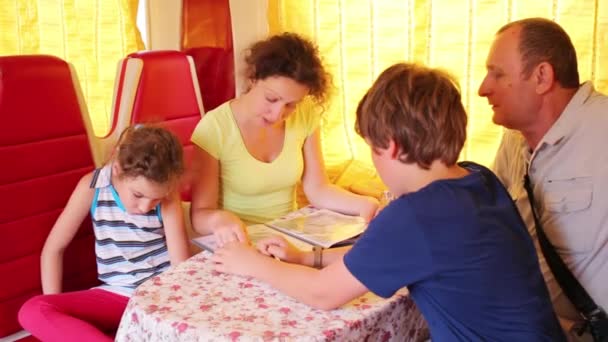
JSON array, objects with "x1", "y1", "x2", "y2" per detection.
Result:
[
  {"x1": 212, "y1": 242, "x2": 263, "y2": 277},
  {"x1": 256, "y1": 236, "x2": 303, "y2": 264},
  {"x1": 359, "y1": 196, "x2": 380, "y2": 222}
]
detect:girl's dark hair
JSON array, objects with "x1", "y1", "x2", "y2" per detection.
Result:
[
  {"x1": 244, "y1": 32, "x2": 331, "y2": 105},
  {"x1": 115, "y1": 125, "x2": 184, "y2": 184}
]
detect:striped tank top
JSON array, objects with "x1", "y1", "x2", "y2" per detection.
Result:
[{"x1": 90, "y1": 164, "x2": 170, "y2": 289}]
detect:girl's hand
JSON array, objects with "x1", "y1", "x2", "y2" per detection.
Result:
[
  {"x1": 359, "y1": 196, "x2": 380, "y2": 223},
  {"x1": 213, "y1": 218, "x2": 248, "y2": 247},
  {"x1": 212, "y1": 242, "x2": 264, "y2": 276},
  {"x1": 256, "y1": 236, "x2": 304, "y2": 264}
]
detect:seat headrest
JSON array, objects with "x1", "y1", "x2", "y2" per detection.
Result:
[
  {"x1": 125, "y1": 50, "x2": 202, "y2": 123},
  {"x1": 0, "y1": 55, "x2": 86, "y2": 145}
]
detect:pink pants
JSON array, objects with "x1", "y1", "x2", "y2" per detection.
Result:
[{"x1": 18, "y1": 288, "x2": 129, "y2": 342}]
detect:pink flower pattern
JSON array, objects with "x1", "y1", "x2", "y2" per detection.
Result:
[{"x1": 115, "y1": 208, "x2": 429, "y2": 341}]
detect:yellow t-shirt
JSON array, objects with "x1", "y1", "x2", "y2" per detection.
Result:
[{"x1": 191, "y1": 101, "x2": 320, "y2": 224}]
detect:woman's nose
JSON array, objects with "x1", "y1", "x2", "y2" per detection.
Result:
[{"x1": 268, "y1": 104, "x2": 286, "y2": 122}]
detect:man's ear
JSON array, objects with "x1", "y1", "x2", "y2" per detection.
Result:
[{"x1": 534, "y1": 61, "x2": 555, "y2": 94}]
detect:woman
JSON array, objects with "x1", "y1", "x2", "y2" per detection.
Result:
[{"x1": 190, "y1": 32, "x2": 379, "y2": 245}]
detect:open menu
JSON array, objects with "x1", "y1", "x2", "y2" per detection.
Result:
[
  {"x1": 191, "y1": 224, "x2": 315, "y2": 253},
  {"x1": 265, "y1": 208, "x2": 366, "y2": 248},
  {"x1": 191, "y1": 207, "x2": 366, "y2": 252}
]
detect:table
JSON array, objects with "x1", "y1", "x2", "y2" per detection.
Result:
[{"x1": 115, "y1": 252, "x2": 429, "y2": 341}]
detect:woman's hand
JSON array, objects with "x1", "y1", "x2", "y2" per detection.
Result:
[
  {"x1": 256, "y1": 235, "x2": 304, "y2": 264},
  {"x1": 213, "y1": 214, "x2": 249, "y2": 247},
  {"x1": 358, "y1": 196, "x2": 380, "y2": 222}
]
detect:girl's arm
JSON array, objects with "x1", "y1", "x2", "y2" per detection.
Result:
[
  {"x1": 190, "y1": 146, "x2": 248, "y2": 244},
  {"x1": 301, "y1": 129, "x2": 380, "y2": 221},
  {"x1": 160, "y1": 191, "x2": 190, "y2": 265},
  {"x1": 41, "y1": 172, "x2": 95, "y2": 294}
]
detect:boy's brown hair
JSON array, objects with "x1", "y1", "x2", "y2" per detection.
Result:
[
  {"x1": 115, "y1": 124, "x2": 184, "y2": 184},
  {"x1": 355, "y1": 63, "x2": 467, "y2": 169}
]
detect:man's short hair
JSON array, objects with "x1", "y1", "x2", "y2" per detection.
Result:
[
  {"x1": 499, "y1": 17, "x2": 579, "y2": 88},
  {"x1": 355, "y1": 63, "x2": 467, "y2": 169}
]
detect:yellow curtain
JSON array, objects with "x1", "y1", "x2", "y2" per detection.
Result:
[
  {"x1": 268, "y1": 0, "x2": 608, "y2": 196},
  {"x1": 0, "y1": 0, "x2": 144, "y2": 135}
]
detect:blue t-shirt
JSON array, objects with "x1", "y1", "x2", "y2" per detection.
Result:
[{"x1": 344, "y1": 162, "x2": 565, "y2": 341}]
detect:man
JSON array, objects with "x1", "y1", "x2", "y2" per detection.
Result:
[{"x1": 479, "y1": 17, "x2": 608, "y2": 338}]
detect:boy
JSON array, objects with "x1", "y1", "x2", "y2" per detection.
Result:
[{"x1": 213, "y1": 63, "x2": 565, "y2": 341}]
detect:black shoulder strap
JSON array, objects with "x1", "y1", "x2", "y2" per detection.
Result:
[
  {"x1": 523, "y1": 173, "x2": 601, "y2": 320},
  {"x1": 89, "y1": 168, "x2": 102, "y2": 189}
]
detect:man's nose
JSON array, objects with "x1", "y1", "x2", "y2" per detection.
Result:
[{"x1": 478, "y1": 75, "x2": 490, "y2": 97}]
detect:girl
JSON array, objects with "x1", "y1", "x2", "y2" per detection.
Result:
[{"x1": 18, "y1": 125, "x2": 190, "y2": 342}]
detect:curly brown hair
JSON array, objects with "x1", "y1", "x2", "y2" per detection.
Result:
[
  {"x1": 115, "y1": 125, "x2": 184, "y2": 184},
  {"x1": 244, "y1": 32, "x2": 332, "y2": 105},
  {"x1": 356, "y1": 63, "x2": 467, "y2": 170}
]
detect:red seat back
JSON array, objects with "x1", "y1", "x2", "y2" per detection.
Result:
[
  {"x1": 106, "y1": 50, "x2": 205, "y2": 201},
  {"x1": 184, "y1": 46, "x2": 235, "y2": 112},
  {"x1": 0, "y1": 55, "x2": 99, "y2": 337}
]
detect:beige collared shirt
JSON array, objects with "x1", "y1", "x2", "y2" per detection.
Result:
[{"x1": 492, "y1": 82, "x2": 608, "y2": 323}]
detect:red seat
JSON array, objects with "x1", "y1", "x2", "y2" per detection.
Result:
[
  {"x1": 184, "y1": 46, "x2": 235, "y2": 112},
  {"x1": 102, "y1": 50, "x2": 205, "y2": 201},
  {"x1": 0, "y1": 55, "x2": 100, "y2": 338}
]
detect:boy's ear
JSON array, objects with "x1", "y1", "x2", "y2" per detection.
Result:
[{"x1": 388, "y1": 139, "x2": 400, "y2": 159}]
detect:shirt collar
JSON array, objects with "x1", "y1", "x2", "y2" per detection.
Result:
[{"x1": 540, "y1": 81, "x2": 594, "y2": 146}]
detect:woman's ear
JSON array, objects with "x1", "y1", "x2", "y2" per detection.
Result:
[{"x1": 243, "y1": 79, "x2": 256, "y2": 94}]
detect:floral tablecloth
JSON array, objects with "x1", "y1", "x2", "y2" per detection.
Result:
[{"x1": 115, "y1": 251, "x2": 429, "y2": 342}]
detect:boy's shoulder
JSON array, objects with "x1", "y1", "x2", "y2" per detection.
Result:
[
  {"x1": 375, "y1": 196, "x2": 416, "y2": 225},
  {"x1": 458, "y1": 161, "x2": 491, "y2": 174},
  {"x1": 400, "y1": 162, "x2": 509, "y2": 216},
  {"x1": 458, "y1": 161, "x2": 504, "y2": 187}
]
